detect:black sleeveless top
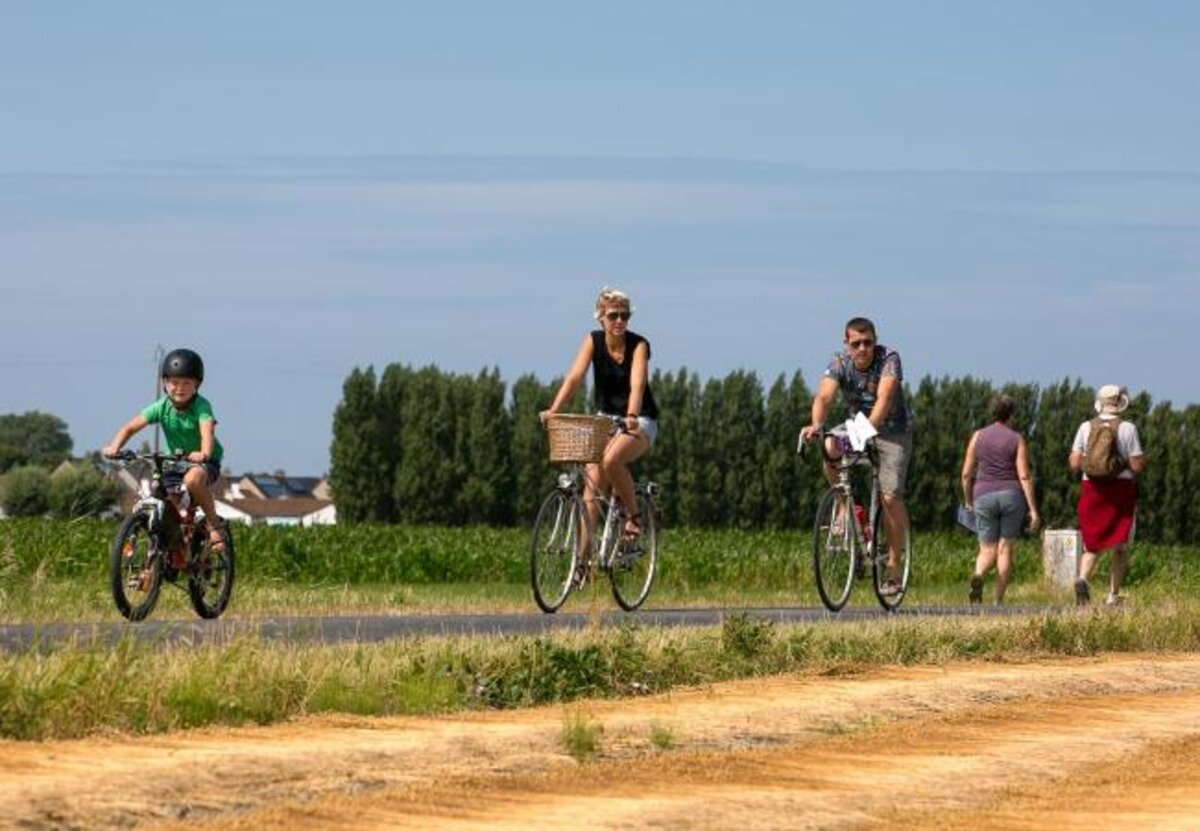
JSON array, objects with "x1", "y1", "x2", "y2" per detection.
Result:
[{"x1": 590, "y1": 330, "x2": 660, "y2": 420}]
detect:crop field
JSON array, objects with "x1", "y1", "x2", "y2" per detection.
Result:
[{"x1": 2, "y1": 519, "x2": 1199, "y2": 828}]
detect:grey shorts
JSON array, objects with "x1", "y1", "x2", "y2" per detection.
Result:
[
  {"x1": 974, "y1": 489, "x2": 1027, "y2": 542},
  {"x1": 874, "y1": 432, "x2": 912, "y2": 497}
]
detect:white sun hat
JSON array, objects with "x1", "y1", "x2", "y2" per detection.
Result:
[{"x1": 1094, "y1": 384, "x2": 1130, "y2": 415}]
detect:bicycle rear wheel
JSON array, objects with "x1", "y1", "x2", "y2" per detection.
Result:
[
  {"x1": 187, "y1": 518, "x2": 236, "y2": 619},
  {"x1": 872, "y1": 506, "x2": 911, "y2": 612},
  {"x1": 109, "y1": 512, "x2": 164, "y2": 621},
  {"x1": 531, "y1": 489, "x2": 584, "y2": 613},
  {"x1": 812, "y1": 488, "x2": 856, "y2": 612},
  {"x1": 609, "y1": 489, "x2": 658, "y2": 611}
]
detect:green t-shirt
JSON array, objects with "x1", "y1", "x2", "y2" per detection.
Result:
[{"x1": 141, "y1": 394, "x2": 224, "y2": 463}]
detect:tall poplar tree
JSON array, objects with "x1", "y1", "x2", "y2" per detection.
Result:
[
  {"x1": 329, "y1": 367, "x2": 390, "y2": 523},
  {"x1": 509, "y1": 374, "x2": 555, "y2": 523},
  {"x1": 459, "y1": 367, "x2": 514, "y2": 524},
  {"x1": 394, "y1": 366, "x2": 458, "y2": 523}
]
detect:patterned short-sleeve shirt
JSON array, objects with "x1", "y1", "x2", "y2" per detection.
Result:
[{"x1": 823, "y1": 345, "x2": 911, "y2": 435}]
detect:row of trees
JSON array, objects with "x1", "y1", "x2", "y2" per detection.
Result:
[{"x1": 330, "y1": 365, "x2": 1200, "y2": 543}]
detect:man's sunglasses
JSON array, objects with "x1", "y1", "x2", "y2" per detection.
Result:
[
  {"x1": 847, "y1": 338, "x2": 875, "y2": 350},
  {"x1": 605, "y1": 311, "x2": 631, "y2": 322}
]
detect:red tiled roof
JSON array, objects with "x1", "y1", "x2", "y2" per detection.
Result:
[{"x1": 218, "y1": 497, "x2": 333, "y2": 519}]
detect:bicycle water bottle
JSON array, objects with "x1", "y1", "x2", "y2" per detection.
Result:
[{"x1": 854, "y1": 504, "x2": 870, "y2": 544}]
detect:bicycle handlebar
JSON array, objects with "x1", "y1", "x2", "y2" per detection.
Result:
[
  {"x1": 798, "y1": 427, "x2": 877, "y2": 466},
  {"x1": 106, "y1": 450, "x2": 194, "y2": 471}
]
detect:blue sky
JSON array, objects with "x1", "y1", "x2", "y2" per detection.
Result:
[{"x1": 3, "y1": 2, "x2": 1198, "y2": 474}]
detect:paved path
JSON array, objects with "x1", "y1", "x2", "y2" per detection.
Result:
[{"x1": 0, "y1": 603, "x2": 1053, "y2": 653}]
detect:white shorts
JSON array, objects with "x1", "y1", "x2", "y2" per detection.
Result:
[{"x1": 601, "y1": 413, "x2": 658, "y2": 448}]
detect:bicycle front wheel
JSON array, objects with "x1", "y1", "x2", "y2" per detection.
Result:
[
  {"x1": 531, "y1": 489, "x2": 584, "y2": 613},
  {"x1": 609, "y1": 489, "x2": 658, "y2": 612},
  {"x1": 109, "y1": 512, "x2": 164, "y2": 621},
  {"x1": 812, "y1": 488, "x2": 856, "y2": 612},
  {"x1": 187, "y1": 518, "x2": 236, "y2": 619},
  {"x1": 872, "y1": 508, "x2": 911, "y2": 612}
]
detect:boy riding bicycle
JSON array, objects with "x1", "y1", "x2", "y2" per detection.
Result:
[{"x1": 102, "y1": 348, "x2": 226, "y2": 551}]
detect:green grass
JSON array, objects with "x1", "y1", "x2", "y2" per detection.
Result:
[{"x1": 3, "y1": 600, "x2": 1199, "y2": 741}]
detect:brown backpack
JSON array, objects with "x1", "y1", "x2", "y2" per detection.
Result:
[{"x1": 1081, "y1": 417, "x2": 1124, "y2": 479}]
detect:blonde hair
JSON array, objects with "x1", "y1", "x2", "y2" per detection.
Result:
[{"x1": 593, "y1": 286, "x2": 633, "y2": 321}]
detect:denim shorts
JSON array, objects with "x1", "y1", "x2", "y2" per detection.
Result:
[{"x1": 974, "y1": 489, "x2": 1027, "y2": 542}]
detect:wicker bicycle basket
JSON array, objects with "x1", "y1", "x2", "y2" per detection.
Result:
[{"x1": 545, "y1": 414, "x2": 613, "y2": 464}]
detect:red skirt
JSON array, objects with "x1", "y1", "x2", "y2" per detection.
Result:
[{"x1": 1078, "y1": 478, "x2": 1138, "y2": 552}]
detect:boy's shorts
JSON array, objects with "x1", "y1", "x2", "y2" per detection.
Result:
[{"x1": 164, "y1": 460, "x2": 221, "y2": 493}]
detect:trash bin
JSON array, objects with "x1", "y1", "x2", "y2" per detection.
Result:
[{"x1": 1042, "y1": 529, "x2": 1081, "y2": 591}]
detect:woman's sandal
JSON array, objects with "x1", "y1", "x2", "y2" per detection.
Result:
[{"x1": 621, "y1": 513, "x2": 642, "y2": 544}]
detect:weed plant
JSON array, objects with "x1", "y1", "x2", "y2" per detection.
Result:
[
  {"x1": 649, "y1": 722, "x2": 676, "y2": 751},
  {"x1": 561, "y1": 709, "x2": 604, "y2": 761}
]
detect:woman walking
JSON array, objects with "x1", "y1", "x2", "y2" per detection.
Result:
[{"x1": 960, "y1": 395, "x2": 1040, "y2": 604}]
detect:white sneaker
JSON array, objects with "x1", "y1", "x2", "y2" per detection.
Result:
[{"x1": 1105, "y1": 593, "x2": 1124, "y2": 607}]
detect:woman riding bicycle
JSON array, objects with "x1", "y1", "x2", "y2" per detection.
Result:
[{"x1": 541, "y1": 286, "x2": 659, "y2": 547}]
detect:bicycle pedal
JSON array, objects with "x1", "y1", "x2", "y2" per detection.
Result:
[{"x1": 570, "y1": 565, "x2": 591, "y2": 590}]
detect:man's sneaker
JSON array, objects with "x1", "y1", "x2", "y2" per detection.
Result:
[
  {"x1": 1074, "y1": 579, "x2": 1091, "y2": 607},
  {"x1": 1105, "y1": 593, "x2": 1124, "y2": 608},
  {"x1": 969, "y1": 575, "x2": 984, "y2": 605}
]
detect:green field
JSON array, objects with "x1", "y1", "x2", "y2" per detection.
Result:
[{"x1": 2, "y1": 518, "x2": 1197, "y2": 622}]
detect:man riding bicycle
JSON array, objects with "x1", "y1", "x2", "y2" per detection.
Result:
[{"x1": 800, "y1": 317, "x2": 912, "y2": 595}]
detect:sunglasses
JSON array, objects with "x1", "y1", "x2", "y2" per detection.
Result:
[
  {"x1": 605, "y1": 311, "x2": 631, "y2": 322},
  {"x1": 847, "y1": 338, "x2": 875, "y2": 350}
]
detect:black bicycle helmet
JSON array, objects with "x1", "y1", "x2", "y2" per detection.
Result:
[{"x1": 161, "y1": 348, "x2": 204, "y2": 383}]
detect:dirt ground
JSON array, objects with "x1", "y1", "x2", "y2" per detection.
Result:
[{"x1": 3, "y1": 652, "x2": 1200, "y2": 830}]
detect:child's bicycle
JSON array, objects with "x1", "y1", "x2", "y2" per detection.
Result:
[
  {"x1": 107, "y1": 450, "x2": 235, "y2": 621},
  {"x1": 800, "y1": 427, "x2": 910, "y2": 613},
  {"x1": 531, "y1": 414, "x2": 661, "y2": 613}
]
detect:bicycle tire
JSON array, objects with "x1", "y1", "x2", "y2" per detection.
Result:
[
  {"x1": 872, "y1": 503, "x2": 911, "y2": 612},
  {"x1": 531, "y1": 489, "x2": 583, "y2": 613},
  {"x1": 187, "y1": 518, "x2": 236, "y2": 619},
  {"x1": 812, "y1": 488, "x2": 856, "y2": 612},
  {"x1": 109, "y1": 512, "x2": 164, "y2": 622},
  {"x1": 609, "y1": 489, "x2": 658, "y2": 611}
]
